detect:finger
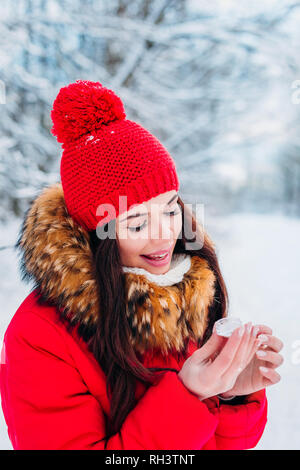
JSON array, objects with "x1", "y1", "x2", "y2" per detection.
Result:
[
  {"x1": 267, "y1": 335, "x2": 284, "y2": 353},
  {"x1": 243, "y1": 324, "x2": 259, "y2": 365},
  {"x1": 261, "y1": 377, "x2": 277, "y2": 388},
  {"x1": 209, "y1": 324, "x2": 245, "y2": 375},
  {"x1": 236, "y1": 322, "x2": 255, "y2": 367},
  {"x1": 247, "y1": 337, "x2": 263, "y2": 363},
  {"x1": 221, "y1": 323, "x2": 257, "y2": 383},
  {"x1": 243, "y1": 324, "x2": 264, "y2": 362},
  {"x1": 257, "y1": 334, "x2": 284, "y2": 353},
  {"x1": 259, "y1": 366, "x2": 281, "y2": 385},
  {"x1": 253, "y1": 324, "x2": 273, "y2": 336},
  {"x1": 193, "y1": 327, "x2": 226, "y2": 362},
  {"x1": 256, "y1": 349, "x2": 284, "y2": 368}
]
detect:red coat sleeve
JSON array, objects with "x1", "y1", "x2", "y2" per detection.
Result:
[
  {"x1": 201, "y1": 389, "x2": 268, "y2": 449},
  {"x1": 0, "y1": 312, "x2": 219, "y2": 450}
]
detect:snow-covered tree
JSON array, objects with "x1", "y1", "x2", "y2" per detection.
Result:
[{"x1": 1, "y1": 0, "x2": 300, "y2": 224}]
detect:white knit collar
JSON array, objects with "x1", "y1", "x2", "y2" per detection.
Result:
[{"x1": 122, "y1": 253, "x2": 191, "y2": 286}]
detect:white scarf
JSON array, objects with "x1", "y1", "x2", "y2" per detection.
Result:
[{"x1": 122, "y1": 253, "x2": 191, "y2": 286}]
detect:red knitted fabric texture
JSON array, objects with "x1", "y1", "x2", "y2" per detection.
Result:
[{"x1": 51, "y1": 80, "x2": 180, "y2": 231}]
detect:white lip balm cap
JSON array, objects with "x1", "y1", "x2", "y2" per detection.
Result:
[{"x1": 215, "y1": 317, "x2": 243, "y2": 338}]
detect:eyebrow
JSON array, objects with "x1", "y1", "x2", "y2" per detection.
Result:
[{"x1": 121, "y1": 193, "x2": 179, "y2": 222}]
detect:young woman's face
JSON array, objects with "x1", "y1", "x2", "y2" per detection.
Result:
[{"x1": 116, "y1": 190, "x2": 182, "y2": 274}]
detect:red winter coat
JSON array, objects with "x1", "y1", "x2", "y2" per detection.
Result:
[{"x1": 0, "y1": 290, "x2": 267, "y2": 450}]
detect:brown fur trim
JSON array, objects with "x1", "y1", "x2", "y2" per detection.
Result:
[
  {"x1": 124, "y1": 256, "x2": 216, "y2": 355},
  {"x1": 16, "y1": 183, "x2": 99, "y2": 332}
]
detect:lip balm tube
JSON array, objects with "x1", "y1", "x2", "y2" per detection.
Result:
[{"x1": 215, "y1": 317, "x2": 243, "y2": 338}]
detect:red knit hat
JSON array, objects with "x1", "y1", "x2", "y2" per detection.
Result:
[{"x1": 50, "y1": 80, "x2": 180, "y2": 231}]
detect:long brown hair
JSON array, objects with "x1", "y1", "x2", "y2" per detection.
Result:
[{"x1": 87, "y1": 196, "x2": 229, "y2": 448}]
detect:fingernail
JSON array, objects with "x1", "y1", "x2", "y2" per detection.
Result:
[
  {"x1": 259, "y1": 366, "x2": 269, "y2": 373},
  {"x1": 252, "y1": 326, "x2": 259, "y2": 337},
  {"x1": 258, "y1": 334, "x2": 268, "y2": 343},
  {"x1": 256, "y1": 350, "x2": 267, "y2": 357},
  {"x1": 238, "y1": 325, "x2": 245, "y2": 336}
]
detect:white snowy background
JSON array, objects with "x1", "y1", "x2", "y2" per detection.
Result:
[{"x1": 0, "y1": 0, "x2": 300, "y2": 450}]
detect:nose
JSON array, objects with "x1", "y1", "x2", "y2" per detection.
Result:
[{"x1": 150, "y1": 214, "x2": 173, "y2": 241}]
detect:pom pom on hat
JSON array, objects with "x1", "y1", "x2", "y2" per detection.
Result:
[{"x1": 50, "y1": 79, "x2": 126, "y2": 144}]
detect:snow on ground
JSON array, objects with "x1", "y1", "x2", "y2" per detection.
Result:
[
  {"x1": 208, "y1": 212, "x2": 300, "y2": 450},
  {"x1": 0, "y1": 212, "x2": 299, "y2": 450}
]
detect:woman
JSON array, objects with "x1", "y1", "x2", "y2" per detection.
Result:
[{"x1": 0, "y1": 80, "x2": 283, "y2": 450}]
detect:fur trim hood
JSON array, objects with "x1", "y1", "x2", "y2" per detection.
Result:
[{"x1": 16, "y1": 183, "x2": 217, "y2": 356}]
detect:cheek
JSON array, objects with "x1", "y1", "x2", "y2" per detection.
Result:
[
  {"x1": 172, "y1": 212, "x2": 182, "y2": 240},
  {"x1": 117, "y1": 227, "x2": 148, "y2": 261}
]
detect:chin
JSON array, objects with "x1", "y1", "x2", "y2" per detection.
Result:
[
  {"x1": 148, "y1": 265, "x2": 170, "y2": 274},
  {"x1": 140, "y1": 258, "x2": 172, "y2": 275}
]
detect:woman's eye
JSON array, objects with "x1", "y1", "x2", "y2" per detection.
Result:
[
  {"x1": 128, "y1": 221, "x2": 147, "y2": 232},
  {"x1": 166, "y1": 208, "x2": 181, "y2": 217},
  {"x1": 128, "y1": 205, "x2": 181, "y2": 232},
  {"x1": 166, "y1": 203, "x2": 181, "y2": 217}
]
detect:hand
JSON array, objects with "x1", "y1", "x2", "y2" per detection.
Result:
[
  {"x1": 220, "y1": 324, "x2": 284, "y2": 398},
  {"x1": 178, "y1": 322, "x2": 257, "y2": 401}
]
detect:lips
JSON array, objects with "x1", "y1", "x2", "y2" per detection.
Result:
[
  {"x1": 142, "y1": 245, "x2": 173, "y2": 257},
  {"x1": 140, "y1": 245, "x2": 173, "y2": 266},
  {"x1": 142, "y1": 252, "x2": 168, "y2": 260},
  {"x1": 140, "y1": 250, "x2": 171, "y2": 266}
]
